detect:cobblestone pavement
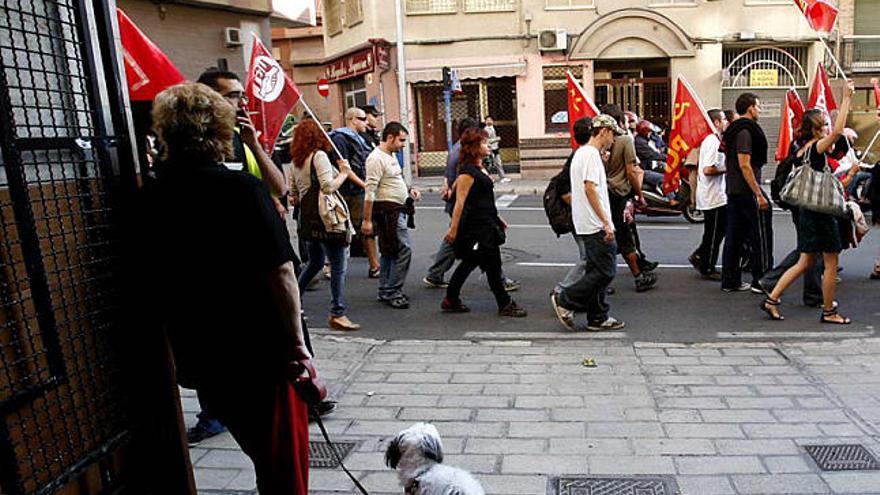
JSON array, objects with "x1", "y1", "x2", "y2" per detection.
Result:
[{"x1": 188, "y1": 332, "x2": 880, "y2": 495}]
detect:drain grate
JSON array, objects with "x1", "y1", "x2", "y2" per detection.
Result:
[
  {"x1": 309, "y1": 440, "x2": 358, "y2": 469},
  {"x1": 805, "y1": 444, "x2": 880, "y2": 471},
  {"x1": 549, "y1": 476, "x2": 678, "y2": 495}
]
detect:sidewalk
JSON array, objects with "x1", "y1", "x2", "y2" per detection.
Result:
[
  {"x1": 186, "y1": 333, "x2": 880, "y2": 495},
  {"x1": 413, "y1": 175, "x2": 548, "y2": 196}
]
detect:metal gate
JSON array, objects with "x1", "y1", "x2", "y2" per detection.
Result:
[{"x1": 0, "y1": 1, "x2": 189, "y2": 494}]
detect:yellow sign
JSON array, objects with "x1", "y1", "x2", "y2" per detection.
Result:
[{"x1": 750, "y1": 69, "x2": 779, "y2": 87}]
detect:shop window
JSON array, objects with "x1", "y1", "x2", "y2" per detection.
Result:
[
  {"x1": 464, "y1": 0, "x2": 516, "y2": 12},
  {"x1": 342, "y1": 77, "x2": 367, "y2": 110},
  {"x1": 345, "y1": 0, "x2": 364, "y2": 27},
  {"x1": 324, "y1": 0, "x2": 342, "y2": 36},
  {"x1": 546, "y1": 0, "x2": 594, "y2": 8},
  {"x1": 406, "y1": 0, "x2": 457, "y2": 14},
  {"x1": 543, "y1": 65, "x2": 583, "y2": 134}
]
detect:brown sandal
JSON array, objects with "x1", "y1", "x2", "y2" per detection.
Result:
[
  {"x1": 761, "y1": 297, "x2": 784, "y2": 321},
  {"x1": 820, "y1": 307, "x2": 851, "y2": 325}
]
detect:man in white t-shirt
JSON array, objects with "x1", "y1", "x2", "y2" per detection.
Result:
[
  {"x1": 689, "y1": 109, "x2": 728, "y2": 279},
  {"x1": 551, "y1": 115, "x2": 627, "y2": 331}
]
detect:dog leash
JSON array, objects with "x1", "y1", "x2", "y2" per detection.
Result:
[{"x1": 312, "y1": 409, "x2": 370, "y2": 495}]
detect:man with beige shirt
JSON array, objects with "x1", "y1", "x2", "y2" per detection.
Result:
[{"x1": 362, "y1": 122, "x2": 421, "y2": 309}]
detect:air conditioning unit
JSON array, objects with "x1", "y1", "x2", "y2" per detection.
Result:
[
  {"x1": 224, "y1": 27, "x2": 242, "y2": 47},
  {"x1": 538, "y1": 29, "x2": 567, "y2": 52}
]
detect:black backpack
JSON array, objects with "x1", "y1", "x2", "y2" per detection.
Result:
[{"x1": 543, "y1": 152, "x2": 575, "y2": 237}]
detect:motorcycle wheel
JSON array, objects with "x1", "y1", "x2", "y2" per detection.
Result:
[{"x1": 683, "y1": 204, "x2": 704, "y2": 224}]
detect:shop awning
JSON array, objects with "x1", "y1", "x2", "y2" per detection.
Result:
[{"x1": 406, "y1": 61, "x2": 527, "y2": 84}]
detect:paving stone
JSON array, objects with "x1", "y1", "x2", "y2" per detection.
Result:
[
  {"x1": 440, "y1": 395, "x2": 510, "y2": 408},
  {"x1": 763, "y1": 455, "x2": 813, "y2": 473},
  {"x1": 361, "y1": 363, "x2": 426, "y2": 372},
  {"x1": 796, "y1": 397, "x2": 837, "y2": 409},
  {"x1": 487, "y1": 364, "x2": 548, "y2": 373},
  {"x1": 444, "y1": 454, "x2": 499, "y2": 473},
  {"x1": 386, "y1": 372, "x2": 450, "y2": 383},
  {"x1": 196, "y1": 450, "x2": 252, "y2": 469},
  {"x1": 587, "y1": 422, "x2": 664, "y2": 438},
  {"x1": 667, "y1": 348, "x2": 723, "y2": 357},
  {"x1": 624, "y1": 408, "x2": 659, "y2": 421},
  {"x1": 483, "y1": 384, "x2": 549, "y2": 395},
  {"x1": 714, "y1": 439, "x2": 800, "y2": 455},
  {"x1": 742, "y1": 424, "x2": 823, "y2": 438},
  {"x1": 772, "y1": 409, "x2": 850, "y2": 423},
  {"x1": 466, "y1": 438, "x2": 546, "y2": 454},
  {"x1": 510, "y1": 421, "x2": 585, "y2": 438},
  {"x1": 690, "y1": 385, "x2": 756, "y2": 396},
  {"x1": 700, "y1": 409, "x2": 777, "y2": 423},
  {"x1": 821, "y1": 472, "x2": 880, "y2": 493},
  {"x1": 658, "y1": 397, "x2": 727, "y2": 409},
  {"x1": 633, "y1": 438, "x2": 716, "y2": 456},
  {"x1": 676, "y1": 475, "x2": 736, "y2": 495},
  {"x1": 398, "y1": 407, "x2": 471, "y2": 421},
  {"x1": 515, "y1": 395, "x2": 583, "y2": 409},
  {"x1": 817, "y1": 423, "x2": 864, "y2": 436},
  {"x1": 675, "y1": 365, "x2": 737, "y2": 375},
  {"x1": 651, "y1": 375, "x2": 715, "y2": 385},
  {"x1": 345, "y1": 420, "x2": 420, "y2": 436},
  {"x1": 426, "y1": 363, "x2": 488, "y2": 373},
  {"x1": 366, "y1": 394, "x2": 439, "y2": 407},
  {"x1": 477, "y1": 409, "x2": 548, "y2": 422},
  {"x1": 659, "y1": 409, "x2": 702, "y2": 423},
  {"x1": 427, "y1": 421, "x2": 505, "y2": 437},
  {"x1": 502, "y1": 454, "x2": 587, "y2": 474},
  {"x1": 226, "y1": 469, "x2": 256, "y2": 490},
  {"x1": 549, "y1": 438, "x2": 632, "y2": 455},
  {"x1": 731, "y1": 474, "x2": 830, "y2": 494},
  {"x1": 737, "y1": 366, "x2": 801, "y2": 375},
  {"x1": 675, "y1": 456, "x2": 765, "y2": 474},
  {"x1": 452, "y1": 373, "x2": 517, "y2": 384},
  {"x1": 700, "y1": 357, "x2": 761, "y2": 365},
  {"x1": 665, "y1": 424, "x2": 745, "y2": 438},
  {"x1": 722, "y1": 348, "x2": 780, "y2": 357},
  {"x1": 329, "y1": 406, "x2": 399, "y2": 420},
  {"x1": 640, "y1": 356, "x2": 702, "y2": 365},
  {"x1": 724, "y1": 397, "x2": 795, "y2": 409},
  {"x1": 415, "y1": 384, "x2": 484, "y2": 395},
  {"x1": 194, "y1": 468, "x2": 240, "y2": 490},
  {"x1": 360, "y1": 471, "x2": 401, "y2": 493},
  {"x1": 478, "y1": 474, "x2": 547, "y2": 494},
  {"x1": 757, "y1": 386, "x2": 822, "y2": 396},
  {"x1": 587, "y1": 455, "x2": 676, "y2": 474},
  {"x1": 552, "y1": 408, "x2": 626, "y2": 422},
  {"x1": 715, "y1": 375, "x2": 780, "y2": 385},
  {"x1": 308, "y1": 470, "x2": 356, "y2": 492},
  {"x1": 188, "y1": 448, "x2": 209, "y2": 465}
]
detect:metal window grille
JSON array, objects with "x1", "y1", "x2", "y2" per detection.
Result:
[
  {"x1": 324, "y1": 0, "x2": 343, "y2": 35},
  {"x1": 0, "y1": 0, "x2": 132, "y2": 494},
  {"x1": 345, "y1": 0, "x2": 364, "y2": 27},
  {"x1": 722, "y1": 45, "x2": 809, "y2": 88},
  {"x1": 463, "y1": 0, "x2": 515, "y2": 12},
  {"x1": 543, "y1": 65, "x2": 583, "y2": 134},
  {"x1": 546, "y1": 0, "x2": 594, "y2": 8},
  {"x1": 406, "y1": 0, "x2": 458, "y2": 14}
]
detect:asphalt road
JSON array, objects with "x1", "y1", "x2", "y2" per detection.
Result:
[{"x1": 300, "y1": 193, "x2": 880, "y2": 343}]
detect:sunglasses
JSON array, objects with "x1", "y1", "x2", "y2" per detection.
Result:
[{"x1": 356, "y1": 116, "x2": 368, "y2": 121}]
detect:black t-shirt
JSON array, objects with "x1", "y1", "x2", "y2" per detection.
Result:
[
  {"x1": 726, "y1": 128, "x2": 763, "y2": 195},
  {"x1": 139, "y1": 159, "x2": 296, "y2": 389}
]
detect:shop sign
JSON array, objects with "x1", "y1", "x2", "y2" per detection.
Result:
[
  {"x1": 375, "y1": 45, "x2": 391, "y2": 71},
  {"x1": 325, "y1": 48, "x2": 374, "y2": 83},
  {"x1": 749, "y1": 68, "x2": 779, "y2": 87}
]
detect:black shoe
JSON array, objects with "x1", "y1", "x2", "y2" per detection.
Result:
[
  {"x1": 634, "y1": 272, "x2": 657, "y2": 292},
  {"x1": 187, "y1": 425, "x2": 224, "y2": 446},
  {"x1": 702, "y1": 271, "x2": 722, "y2": 281},
  {"x1": 308, "y1": 400, "x2": 338, "y2": 422},
  {"x1": 687, "y1": 253, "x2": 701, "y2": 272},
  {"x1": 498, "y1": 300, "x2": 527, "y2": 317},
  {"x1": 640, "y1": 259, "x2": 660, "y2": 273},
  {"x1": 441, "y1": 297, "x2": 470, "y2": 313}
]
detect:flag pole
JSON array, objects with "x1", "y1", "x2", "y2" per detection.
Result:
[
  {"x1": 297, "y1": 97, "x2": 345, "y2": 160},
  {"x1": 860, "y1": 127, "x2": 880, "y2": 164},
  {"x1": 817, "y1": 35, "x2": 847, "y2": 81}
]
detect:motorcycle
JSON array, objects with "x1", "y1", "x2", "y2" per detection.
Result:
[{"x1": 635, "y1": 163, "x2": 703, "y2": 223}]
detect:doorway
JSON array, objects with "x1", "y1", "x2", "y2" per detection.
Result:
[{"x1": 594, "y1": 59, "x2": 671, "y2": 128}]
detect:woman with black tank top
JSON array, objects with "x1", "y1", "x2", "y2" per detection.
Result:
[
  {"x1": 441, "y1": 128, "x2": 527, "y2": 317},
  {"x1": 761, "y1": 80, "x2": 855, "y2": 324}
]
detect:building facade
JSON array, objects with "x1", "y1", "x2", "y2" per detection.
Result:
[
  {"x1": 319, "y1": 0, "x2": 851, "y2": 177},
  {"x1": 837, "y1": 0, "x2": 880, "y2": 157}
]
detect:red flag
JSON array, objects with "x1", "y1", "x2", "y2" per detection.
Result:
[
  {"x1": 245, "y1": 35, "x2": 302, "y2": 153},
  {"x1": 117, "y1": 9, "x2": 184, "y2": 101},
  {"x1": 566, "y1": 71, "x2": 599, "y2": 150},
  {"x1": 807, "y1": 64, "x2": 837, "y2": 129},
  {"x1": 776, "y1": 88, "x2": 806, "y2": 162},
  {"x1": 793, "y1": 0, "x2": 838, "y2": 35},
  {"x1": 663, "y1": 76, "x2": 714, "y2": 194},
  {"x1": 872, "y1": 78, "x2": 880, "y2": 111},
  {"x1": 787, "y1": 87, "x2": 806, "y2": 131}
]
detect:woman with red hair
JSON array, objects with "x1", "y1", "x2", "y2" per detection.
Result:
[
  {"x1": 442, "y1": 127, "x2": 527, "y2": 317},
  {"x1": 290, "y1": 119, "x2": 360, "y2": 331}
]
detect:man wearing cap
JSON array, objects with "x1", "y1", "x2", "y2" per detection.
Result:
[
  {"x1": 550, "y1": 115, "x2": 627, "y2": 331},
  {"x1": 359, "y1": 105, "x2": 382, "y2": 149}
]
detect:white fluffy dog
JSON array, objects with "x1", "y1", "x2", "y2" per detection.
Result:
[{"x1": 385, "y1": 423, "x2": 485, "y2": 495}]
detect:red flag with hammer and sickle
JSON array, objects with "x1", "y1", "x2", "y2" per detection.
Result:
[
  {"x1": 566, "y1": 71, "x2": 599, "y2": 150},
  {"x1": 245, "y1": 34, "x2": 302, "y2": 153},
  {"x1": 663, "y1": 76, "x2": 714, "y2": 194},
  {"x1": 117, "y1": 9, "x2": 184, "y2": 101},
  {"x1": 793, "y1": 0, "x2": 838, "y2": 35}
]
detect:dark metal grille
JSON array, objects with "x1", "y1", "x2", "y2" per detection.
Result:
[
  {"x1": 550, "y1": 476, "x2": 678, "y2": 495},
  {"x1": 309, "y1": 440, "x2": 358, "y2": 469},
  {"x1": 805, "y1": 444, "x2": 880, "y2": 471},
  {"x1": 0, "y1": 0, "x2": 130, "y2": 494}
]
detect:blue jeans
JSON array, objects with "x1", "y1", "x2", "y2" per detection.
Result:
[
  {"x1": 558, "y1": 232, "x2": 617, "y2": 324},
  {"x1": 847, "y1": 171, "x2": 871, "y2": 197},
  {"x1": 426, "y1": 236, "x2": 456, "y2": 282},
  {"x1": 298, "y1": 239, "x2": 348, "y2": 317},
  {"x1": 379, "y1": 213, "x2": 412, "y2": 300}
]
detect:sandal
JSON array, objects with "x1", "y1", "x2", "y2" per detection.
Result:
[
  {"x1": 761, "y1": 297, "x2": 784, "y2": 321},
  {"x1": 820, "y1": 306, "x2": 852, "y2": 325},
  {"x1": 368, "y1": 267, "x2": 380, "y2": 279}
]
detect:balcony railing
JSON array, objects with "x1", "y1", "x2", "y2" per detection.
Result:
[{"x1": 841, "y1": 36, "x2": 880, "y2": 74}]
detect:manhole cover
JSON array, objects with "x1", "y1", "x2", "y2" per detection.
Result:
[
  {"x1": 309, "y1": 440, "x2": 358, "y2": 469},
  {"x1": 549, "y1": 476, "x2": 678, "y2": 495},
  {"x1": 805, "y1": 444, "x2": 880, "y2": 471}
]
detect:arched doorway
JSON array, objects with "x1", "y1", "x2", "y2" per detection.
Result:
[
  {"x1": 721, "y1": 45, "x2": 810, "y2": 150},
  {"x1": 568, "y1": 8, "x2": 695, "y2": 127}
]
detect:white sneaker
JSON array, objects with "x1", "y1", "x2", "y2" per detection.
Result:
[
  {"x1": 722, "y1": 282, "x2": 751, "y2": 293},
  {"x1": 500, "y1": 177, "x2": 512, "y2": 183},
  {"x1": 550, "y1": 292, "x2": 574, "y2": 330}
]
